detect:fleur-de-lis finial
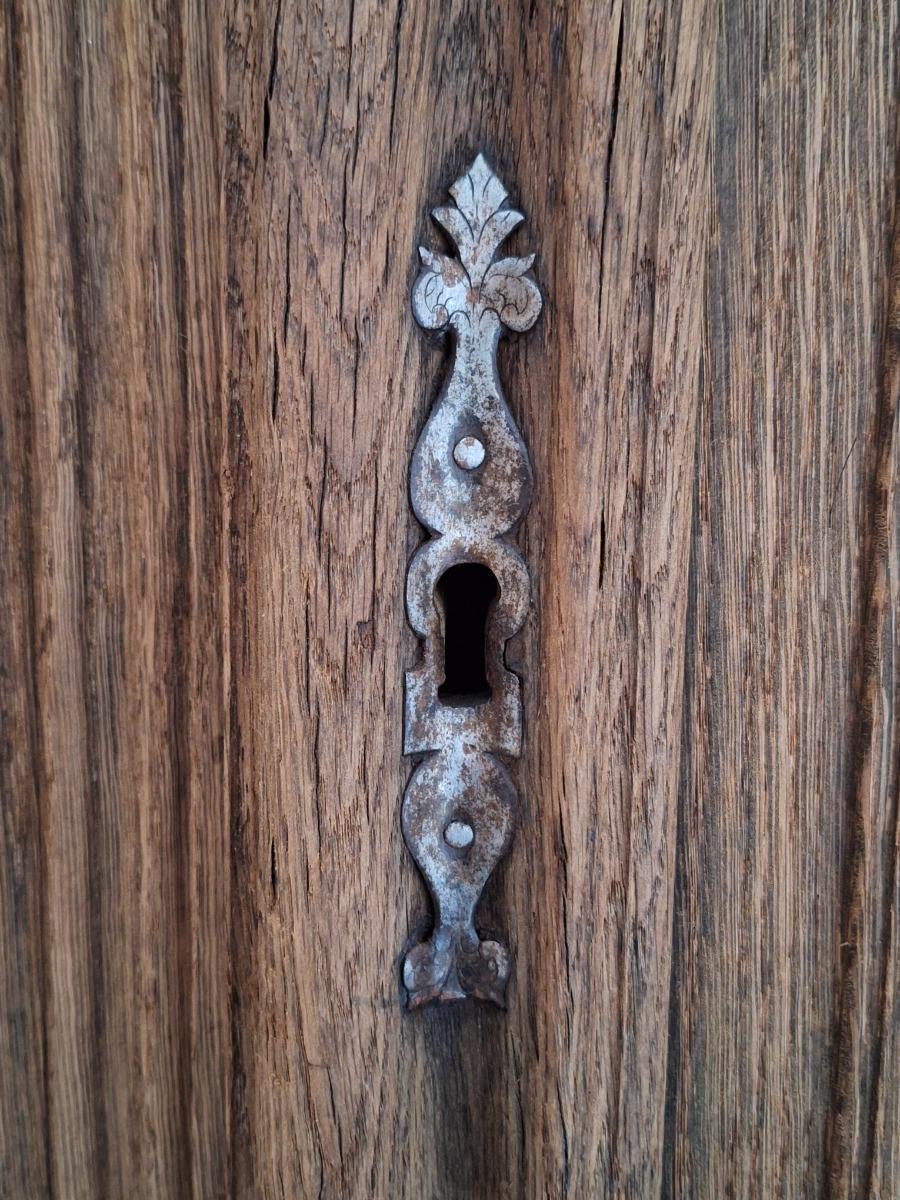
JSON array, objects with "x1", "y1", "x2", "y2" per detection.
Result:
[{"x1": 412, "y1": 153, "x2": 542, "y2": 333}]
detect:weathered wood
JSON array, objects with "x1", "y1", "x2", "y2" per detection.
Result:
[
  {"x1": 667, "y1": 6, "x2": 900, "y2": 1196},
  {"x1": 1, "y1": 2, "x2": 228, "y2": 1196},
  {"x1": 1, "y1": 1, "x2": 897, "y2": 1198}
]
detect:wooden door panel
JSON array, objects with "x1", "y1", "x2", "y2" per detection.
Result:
[{"x1": 1, "y1": 2, "x2": 896, "y2": 1197}]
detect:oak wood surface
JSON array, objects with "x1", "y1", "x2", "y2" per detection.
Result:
[{"x1": 1, "y1": 1, "x2": 897, "y2": 1197}]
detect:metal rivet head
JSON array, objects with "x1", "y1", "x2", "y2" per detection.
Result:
[
  {"x1": 453, "y1": 436, "x2": 485, "y2": 470},
  {"x1": 444, "y1": 820, "x2": 474, "y2": 849}
]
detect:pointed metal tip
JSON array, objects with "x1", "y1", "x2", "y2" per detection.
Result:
[{"x1": 467, "y1": 151, "x2": 495, "y2": 181}]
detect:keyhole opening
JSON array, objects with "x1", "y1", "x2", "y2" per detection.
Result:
[{"x1": 436, "y1": 562, "x2": 499, "y2": 706}]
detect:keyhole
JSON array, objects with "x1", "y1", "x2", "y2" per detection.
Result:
[{"x1": 436, "y1": 562, "x2": 499, "y2": 706}]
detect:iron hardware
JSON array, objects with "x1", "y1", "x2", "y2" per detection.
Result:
[{"x1": 401, "y1": 153, "x2": 541, "y2": 1008}]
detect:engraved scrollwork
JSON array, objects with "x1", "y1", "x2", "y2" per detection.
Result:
[{"x1": 411, "y1": 153, "x2": 542, "y2": 334}]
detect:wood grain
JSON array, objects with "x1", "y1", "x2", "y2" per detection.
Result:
[
  {"x1": 1, "y1": 2, "x2": 228, "y2": 1196},
  {"x1": 667, "y1": 6, "x2": 899, "y2": 1196},
  {"x1": 1, "y1": 1, "x2": 897, "y2": 1197}
]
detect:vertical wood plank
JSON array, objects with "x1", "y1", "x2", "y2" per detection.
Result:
[
  {"x1": 665, "y1": 3, "x2": 899, "y2": 1195},
  {"x1": 0, "y1": 6, "x2": 50, "y2": 1192},
  {"x1": 10, "y1": 3, "x2": 102, "y2": 1192},
  {"x1": 0, "y1": 1, "x2": 228, "y2": 1195},
  {"x1": 829, "y1": 181, "x2": 900, "y2": 1200},
  {"x1": 869, "y1": 298, "x2": 899, "y2": 1196},
  {"x1": 224, "y1": 0, "x2": 714, "y2": 1195},
  {"x1": 520, "y1": 2, "x2": 716, "y2": 1195}
]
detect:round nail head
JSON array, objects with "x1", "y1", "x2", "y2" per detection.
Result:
[
  {"x1": 444, "y1": 820, "x2": 474, "y2": 849},
  {"x1": 453, "y1": 436, "x2": 485, "y2": 470}
]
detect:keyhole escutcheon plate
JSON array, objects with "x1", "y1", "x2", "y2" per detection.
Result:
[{"x1": 400, "y1": 153, "x2": 541, "y2": 1009}]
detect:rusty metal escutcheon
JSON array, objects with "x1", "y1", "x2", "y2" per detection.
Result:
[{"x1": 401, "y1": 153, "x2": 541, "y2": 1008}]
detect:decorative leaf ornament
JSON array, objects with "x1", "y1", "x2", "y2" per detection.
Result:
[{"x1": 412, "y1": 153, "x2": 542, "y2": 332}]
